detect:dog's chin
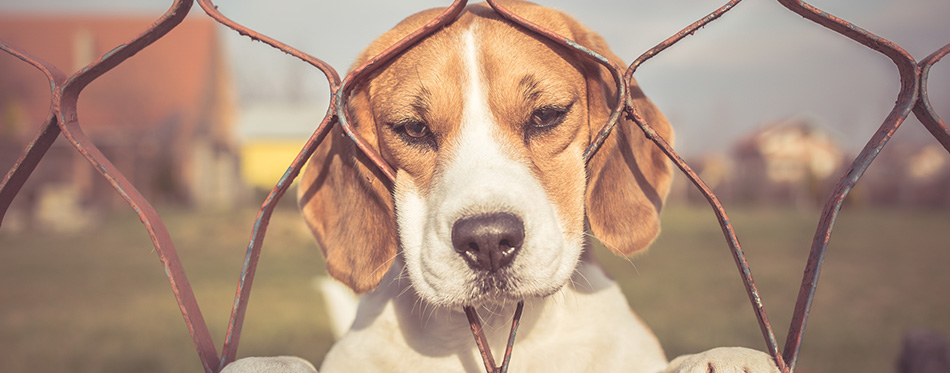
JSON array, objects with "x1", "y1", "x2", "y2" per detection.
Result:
[{"x1": 412, "y1": 268, "x2": 571, "y2": 308}]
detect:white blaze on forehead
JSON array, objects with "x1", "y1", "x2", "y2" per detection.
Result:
[
  {"x1": 462, "y1": 29, "x2": 491, "y2": 139},
  {"x1": 433, "y1": 28, "x2": 524, "y2": 217}
]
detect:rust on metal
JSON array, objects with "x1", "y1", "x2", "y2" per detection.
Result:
[
  {"x1": 615, "y1": 1, "x2": 788, "y2": 370},
  {"x1": 483, "y1": 0, "x2": 627, "y2": 162},
  {"x1": 0, "y1": 0, "x2": 220, "y2": 372},
  {"x1": 0, "y1": 42, "x2": 66, "y2": 223},
  {"x1": 776, "y1": 1, "x2": 921, "y2": 370},
  {"x1": 336, "y1": 0, "x2": 469, "y2": 183},
  {"x1": 465, "y1": 301, "x2": 525, "y2": 373},
  {"x1": 914, "y1": 43, "x2": 950, "y2": 151},
  {"x1": 193, "y1": 1, "x2": 344, "y2": 368}
]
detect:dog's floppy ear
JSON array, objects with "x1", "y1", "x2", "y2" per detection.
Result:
[
  {"x1": 572, "y1": 23, "x2": 675, "y2": 256},
  {"x1": 297, "y1": 83, "x2": 397, "y2": 294},
  {"x1": 295, "y1": 7, "x2": 449, "y2": 294}
]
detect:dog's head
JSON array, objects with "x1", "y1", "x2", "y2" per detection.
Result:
[{"x1": 298, "y1": 0, "x2": 673, "y2": 307}]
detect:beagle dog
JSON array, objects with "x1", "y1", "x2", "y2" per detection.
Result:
[{"x1": 225, "y1": 1, "x2": 779, "y2": 372}]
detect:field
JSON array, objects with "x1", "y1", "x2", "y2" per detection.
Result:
[{"x1": 1, "y1": 200, "x2": 948, "y2": 372}]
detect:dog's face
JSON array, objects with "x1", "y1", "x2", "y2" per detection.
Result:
[
  {"x1": 298, "y1": 1, "x2": 674, "y2": 307},
  {"x1": 384, "y1": 21, "x2": 590, "y2": 306}
]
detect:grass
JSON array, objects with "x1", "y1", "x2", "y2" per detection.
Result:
[
  {"x1": 605, "y1": 202, "x2": 950, "y2": 373},
  {"x1": 0, "y1": 204, "x2": 332, "y2": 372},
  {"x1": 1, "y1": 200, "x2": 948, "y2": 372}
]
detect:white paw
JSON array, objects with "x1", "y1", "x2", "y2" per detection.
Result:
[
  {"x1": 665, "y1": 347, "x2": 781, "y2": 373},
  {"x1": 221, "y1": 356, "x2": 318, "y2": 373}
]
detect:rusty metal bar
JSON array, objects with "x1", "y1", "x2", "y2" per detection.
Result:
[
  {"x1": 466, "y1": 305, "x2": 498, "y2": 373},
  {"x1": 914, "y1": 43, "x2": 950, "y2": 151},
  {"x1": 53, "y1": 1, "x2": 223, "y2": 371},
  {"x1": 499, "y1": 300, "x2": 524, "y2": 372},
  {"x1": 193, "y1": 1, "x2": 345, "y2": 368},
  {"x1": 336, "y1": 0, "x2": 470, "y2": 183},
  {"x1": 0, "y1": 43, "x2": 65, "y2": 224},
  {"x1": 775, "y1": 1, "x2": 921, "y2": 370},
  {"x1": 615, "y1": 1, "x2": 790, "y2": 371},
  {"x1": 464, "y1": 301, "x2": 524, "y2": 373},
  {"x1": 0, "y1": 0, "x2": 221, "y2": 371},
  {"x1": 483, "y1": 0, "x2": 627, "y2": 162},
  {"x1": 196, "y1": 0, "x2": 472, "y2": 367},
  {"x1": 216, "y1": 113, "x2": 336, "y2": 370}
]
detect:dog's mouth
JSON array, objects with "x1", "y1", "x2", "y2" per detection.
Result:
[
  {"x1": 467, "y1": 271, "x2": 521, "y2": 303},
  {"x1": 459, "y1": 267, "x2": 570, "y2": 307},
  {"x1": 473, "y1": 272, "x2": 513, "y2": 294}
]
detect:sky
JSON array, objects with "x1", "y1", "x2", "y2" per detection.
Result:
[{"x1": 1, "y1": 0, "x2": 948, "y2": 156}]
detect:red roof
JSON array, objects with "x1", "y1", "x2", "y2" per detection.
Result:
[{"x1": 0, "y1": 14, "x2": 221, "y2": 139}]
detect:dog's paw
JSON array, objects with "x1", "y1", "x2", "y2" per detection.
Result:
[
  {"x1": 221, "y1": 356, "x2": 318, "y2": 373},
  {"x1": 664, "y1": 347, "x2": 781, "y2": 373}
]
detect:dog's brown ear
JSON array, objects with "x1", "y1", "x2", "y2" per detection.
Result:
[
  {"x1": 297, "y1": 84, "x2": 397, "y2": 294},
  {"x1": 295, "y1": 6, "x2": 449, "y2": 294},
  {"x1": 571, "y1": 23, "x2": 675, "y2": 257}
]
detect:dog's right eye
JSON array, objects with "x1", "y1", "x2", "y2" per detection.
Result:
[
  {"x1": 391, "y1": 120, "x2": 437, "y2": 149},
  {"x1": 402, "y1": 121, "x2": 430, "y2": 138}
]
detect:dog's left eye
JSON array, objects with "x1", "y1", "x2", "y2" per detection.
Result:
[{"x1": 528, "y1": 105, "x2": 569, "y2": 130}]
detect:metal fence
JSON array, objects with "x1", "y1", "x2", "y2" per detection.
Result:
[{"x1": 0, "y1": 0, "x2": 947, "y2": 372}]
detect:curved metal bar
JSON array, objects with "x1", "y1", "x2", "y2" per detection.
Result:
[
  {"x1": 0, "y1": 113, "x2": 60, "y2": 223},
  {"x1": 465, "y1": 306, "x2": 498, "y2": 372},
  {"x1": 625, "y1": 111, "x2": 791, "y2": 370},
  {"x1": 59, "y1": 2, "x2": 191, "y2": 100},
  {"x1": 218, "y1": 110, "x2": 337, "y2": 369},
  {"x1": 42, "y1": 1, "x2": 222, "y2": 372},
  {"x1": 482, "y1": 0, "x2": 626, "y2": 162},
  {"x1": 193, "y1": 1, "x2": 348, "y2": 367},
  {"x1": 336, "y1": 0, "x2": 470, "y2": 183},
  {"x1": 0, "y1": 41, "x2": 67, "y2": 87},
  {"x1": 499, "y1": 301, "x2": 525, "y2": 373},
  {"x1": 617, "y1": 1, "x2": 791, "y2": 370},
  {"x1": 196, "y1": 0, "x2": 341, "y2": 88},
  {"x1": 625, "y1": 0, "x2": 742, "y2": 74},
  {"x1": 0, "y1": 41, "x2": 66, "y2": 225},
  {"x1": 914, "y1": 43, "x2": 950, "y2": 151},
  {"x1": 775, "y1": 1, "x2": 921, "y2": 370},
  {"x1": 464, "y1": 301, "x2": 525, "y2": 373}
]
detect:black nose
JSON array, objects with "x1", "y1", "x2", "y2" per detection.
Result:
[{"x1": 451, "y1": 212, "x2": 525, "y2": 272}]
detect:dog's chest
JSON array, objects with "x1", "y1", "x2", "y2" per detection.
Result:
[{"x1": 320, "y1": 263, "x2": 668, "y2": 372}]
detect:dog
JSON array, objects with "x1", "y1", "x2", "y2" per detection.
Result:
[{"x1": 224, "y1": 1, "x2": 780, "y2": 372}]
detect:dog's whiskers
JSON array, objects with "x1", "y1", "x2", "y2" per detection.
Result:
[
  {"x1": 364, "y1": 251, "x2": 401, "y2": 289},
  {"x1": 570, "y1": 267, "x2": 594, "y2": 292},
  {"x1": 575, "y1": 231, "x2": 642, "y2": 275},
  {"x1": 394, "y1": 267, "x2": 415, "y2": 300}
]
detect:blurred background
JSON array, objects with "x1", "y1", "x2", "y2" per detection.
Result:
[{"x1": 0, "y1": 0, "x2": 948, "y2": 372}]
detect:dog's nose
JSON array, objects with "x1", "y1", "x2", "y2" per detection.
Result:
[{"x1": 451, "y1": 212, "x2": 525, "y2": 272}]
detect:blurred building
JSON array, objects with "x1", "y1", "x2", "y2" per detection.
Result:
[
  {"x1": 0, "y1": 14, "x2": 244, "y2": 230},
  {"x1": 666, "y1": 118, "x2": 950, "y2": 209},
  {"x1": 238, "y1": 102, "x2": 325, "y2": 194},
  {"x1": 860, "y1": 142, "x2": 950, "y2": 208},
  {"x1": 671, "y1": 152, "x2": 736, "y2": 205},
  {"x1": 731, "y1": 118, "x2": 844, "y2": 206}
]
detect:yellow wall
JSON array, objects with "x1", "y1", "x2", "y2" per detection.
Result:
[{"x1": 241, "y1": 140, "x2": 307, "y2": 190}]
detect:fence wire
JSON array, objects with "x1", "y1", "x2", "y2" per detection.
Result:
[{"x1": 1, "y1": 0, "x2": 948, "y2": 372}]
